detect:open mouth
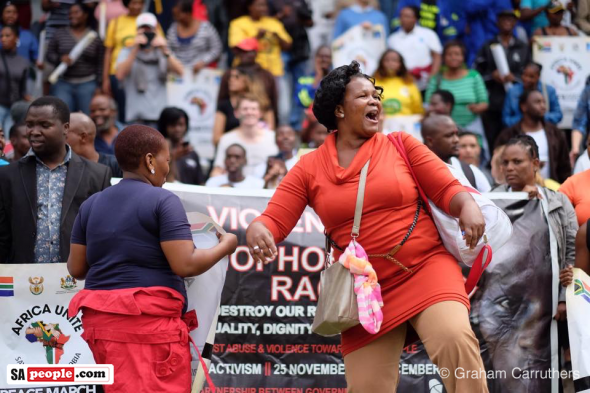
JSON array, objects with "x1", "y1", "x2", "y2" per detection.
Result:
[{"x1": 365, "y1": 109, "x2": 379, "y2": 123}]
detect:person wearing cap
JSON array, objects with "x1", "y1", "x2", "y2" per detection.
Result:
[
  {"x1": 533, "y1": 1, "x2": 579, "y2": 35},
  {"x1": 520, "y1": 0, "x2": 575, "y2": 34},
  {"x1": 217, "y1": 37, "x2": 279, "y2": 122},
  {"x1": 228, "y1": 0, "x2": 292, "y2": 78},
  {"x1": 115, "y1": 12, "x2": 184, "y2": 128},
  {"x1": 103, "y1": 0, "x2": 164, "y2": 123},
  {"x1": 475, "y1": 9, "x2": 530, "y2": 150}
]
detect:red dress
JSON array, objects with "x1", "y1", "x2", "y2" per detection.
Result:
[{"x1": 255, "y1": 132, "x2": 469, "y2": 356}]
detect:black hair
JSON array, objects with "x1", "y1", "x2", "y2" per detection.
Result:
[
  {"x1": 226, "y1": 143, "x2": 247, "y2": 157},
  {"x1": 374, "y1": 49, "x2": 412, "y2": 82},
  {"x1": 524, "y1": 62, "x2": 543, "y2": 74},
  {"x1": 70, "y1": 2, "x2": 94, "y2": 27},
  {"x1": 312, "y1": 60, "x2": 383, "y2": 131},
  {"x1": 9, "y1": 121, "x2": 26, "y2": 138},
  {"x1": 122, "y1": 0, "x2": 144, "y2": 8},
  {"x1": 27, "y1": 96, "x2": 70, "y2": 124},
  {"x1": 1, "y1": 24, "x2": 18, "y2": 37},
  {"x1": 175, "y1": 0, "x2": 193, "y2": 14},
  {"x1": 157, "y1": 107, "x2": 189, "y2": 139},
  {"x1": 431, "y1": 89, "x2": 455, "y2": 110},
  {"x1": 401, "y1": 5, "x2": 420, "y2": 19},
  {"x1": 518, "y1": 89, "x2": 542, "y2": 109},
  {"x1": 458, "y1": 130, "x2": 479, "y2": 139},
  {"x1": 505, "y1": 134, "x2": 540, "y2": 160},
  {"x1": 442, "y1": 40, "x2": 467, "y2": 63}
]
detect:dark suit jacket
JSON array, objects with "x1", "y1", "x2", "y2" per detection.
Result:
[{"x1": 0, "y1": 151, "x2": 111, "y2": 263}]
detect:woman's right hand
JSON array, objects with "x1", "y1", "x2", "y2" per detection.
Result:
[{"x1": 246, "y1": 221, "x2": 278, "y2": 264}]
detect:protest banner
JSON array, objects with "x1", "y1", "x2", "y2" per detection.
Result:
[
  {"x1": 167, "y1": 68, "x2": 222, "y2": 161},
  {"x1": 567, "y1": 268, "x2": 590, "y2": 393},
  {"x1": 332, "y1": 24, "x2": 386, "y2": 76},
  {"x1": 533, "y1": 36, "x2": 590, "y2": 128},
  {"x1": 0, "y1": 185, "x2": 562, "y2": 392}
]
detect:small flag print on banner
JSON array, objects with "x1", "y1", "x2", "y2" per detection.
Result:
[{"x1": 0, "y1": 276, "x2": 14, "y2": 297}]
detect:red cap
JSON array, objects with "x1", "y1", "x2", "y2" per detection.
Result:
[{"x1": 235, "y1": 38, "x2": 259, "y2": 52}]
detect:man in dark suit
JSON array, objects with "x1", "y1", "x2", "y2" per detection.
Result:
[{"x1": 0, "y1": 96, "x2": 112, "y2": 264}]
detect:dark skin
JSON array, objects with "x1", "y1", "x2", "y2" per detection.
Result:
[
  {"x1": 9, "y1": 125, "x2": 30, "y2": 161},
  {"x1": 25, "y1": 106, "x2": 69, "y2": 169},
  {"x1": 1, "y1": 4, "x2": 18, "y2": 24},
  {"x1": 443, "y1": 46, "x2": 488, "y2": 114},
  {"x1": 423, "y1": 116, "x2": 460, "y2": 163},
  {"x1": 61, "y1": 5, "x2": 90, "y2": 66},
  {"x1": 68, "y1": 143, "x2": 238, "y2": 279},
  {"x1": 225, "y1": 145, "x2": 247, "y2": 183},
  {"x1": 173, "y1": 5, "x2": 208, "y2": 74},
  {"x1": 501, "y1": 143, "x2": 571, "y2": 320},
  {"x1": 533, "y1": 10, "x2": 578, "y2": 36},
  {"x1": 246, "y1": 76, "x2": 486, "y2": 264},
  {"x1": 428, "y1": 94, "x2": 453, "y2": 116}
]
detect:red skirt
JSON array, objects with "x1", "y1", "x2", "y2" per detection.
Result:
[{"x1": 69, "y1": 286, "x2": 196, "y2": 393}]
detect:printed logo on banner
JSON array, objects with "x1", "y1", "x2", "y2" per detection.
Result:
[
  {"x1": 574, "y1": 279, "x2": 590, "y2": 304},
  {"x1": 28, "y1": 277, "x2": 44, "y2": 295},
  {"x1": 0, "y1": 276, "x2": 15, "y2": 297},
  {"x1": 56, "y1": 275, "x2": 78, "y2": 294},
  {"x1": 11, "y1": 303, "x2": 84, "y2": 365},
  {"x1": 539, "y1": 41, "x2": 552, "y2": 52},
  {"x1": 549, "y1": 58, "x2": 583, "y2": 91},
  {"x1": 25, "y1": 321, "x2": 71, "y2": 364}
]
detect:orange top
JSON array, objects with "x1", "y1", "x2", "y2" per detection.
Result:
[
  {"x1": 559, "y1": 170, "x2": 590, "y2": 226},
  {"x1": 255, "y1": 132, "x2": 468, "y2": 356}
]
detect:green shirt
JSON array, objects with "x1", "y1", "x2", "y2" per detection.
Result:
[{"x1": 425, "y1": 69, "x2": 488, "y2": 127}]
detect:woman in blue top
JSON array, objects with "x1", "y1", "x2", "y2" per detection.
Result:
[{"x1": 67, "y1": 124, "x2": 237, "y2": 393}]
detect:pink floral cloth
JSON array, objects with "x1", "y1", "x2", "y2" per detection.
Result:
[{"x1": 338, "y1": 240, "x2": 384, "y2": 334}]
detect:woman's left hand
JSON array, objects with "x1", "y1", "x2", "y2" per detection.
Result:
[{"x1": 458, "y1": 199, "x2": 486, "y2": 250}]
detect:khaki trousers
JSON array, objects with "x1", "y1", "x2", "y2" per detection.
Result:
[{"x1": 344, "y1": 301, "x2": 489, "y2": 393}]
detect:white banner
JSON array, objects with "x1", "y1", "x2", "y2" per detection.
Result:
[
  {"x1": 533, "y1": 37, "x2": 590, "y2": 128},
  {"x1": 0, "y1": 211, "x2": 227, "y2": 390},
  {"x1": 332, "y1": 24, "x2": 386, "y2": 76},
  {"x1": 566, "y1": 268, "x2": 590, "y2": 393},
  {"x1": 167, "y1": 68, "x2": 223, "y2": 161}
]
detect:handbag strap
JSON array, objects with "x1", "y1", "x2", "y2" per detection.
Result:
[
  {"x1": 387, "y1": 133, "x2": 431, "y2": 215},
  {"x1": 351, "y1": 159, "x2": 370, "y2": 238},
  {"x1": 387, "y1": 132, "x2": 491, "y2": 294}
]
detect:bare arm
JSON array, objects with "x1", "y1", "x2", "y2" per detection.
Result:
[
  {"x1": 166, "y1": 53, "x2": 184, "y2": 76},
  {"x1": 263, "y1": 110, "x2": 276, "y2": 131},
  {"x1": 67, "y1": 244, "x2": 90, "y2": 280},
  {"x1": 103, "y1": 47, "x2": 113, "y2": 94},
  {"x1": 430, "y1": 51, "x2": 441, "y2": 77},
  {"x1": 520, "y1": 5, "x2": 548, "y2": 21},
  {"x1": 115, "y1": 46, "x2": 139, "y2": 81},
  {"x1": 161, "y1": 234, "x2": 237, "y2": 277},
  {"x1": 448, "y1": 191, "x2": 486, "y2": 250}
]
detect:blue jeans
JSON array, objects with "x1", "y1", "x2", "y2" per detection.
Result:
[
  {"x1": 282, "y1": 53, "x2": 309, "y2": 130},
  {"x1": 50, "y1": 79, "x2": 97, "y2": 115}
]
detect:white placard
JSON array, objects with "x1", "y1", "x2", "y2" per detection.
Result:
[{"x1": 332, "y1": 24, "x2": 387, "y2": 76}]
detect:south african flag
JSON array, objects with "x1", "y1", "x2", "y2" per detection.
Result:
[
  {"x1": 574, "y1": 279, "x2": 590, "y2": 304},
  {"x1": 0, "y1": 277, "x2": 14, "y2": 297}
]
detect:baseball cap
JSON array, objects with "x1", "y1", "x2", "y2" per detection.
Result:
[
  {"x1": 235, "y1": 38, "x2": 259, "y2": 52},
  {"x1": 497, "y1": 9, "x2": 518, "y2": 18},
  {"x1": 547, "y1": 1, "x2": 565, "y2": 13},
  {"x1": 136, "y1": 13, "x2": 158, "y2": 28}
]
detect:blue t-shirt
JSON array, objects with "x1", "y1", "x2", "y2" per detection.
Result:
[{"x1": 71, "y1": 178, "x2": 193, "y2": 304}]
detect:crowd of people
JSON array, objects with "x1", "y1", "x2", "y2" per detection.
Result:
[{"x1": 1, "y1": 0, "x2": 590, "y2": 391}]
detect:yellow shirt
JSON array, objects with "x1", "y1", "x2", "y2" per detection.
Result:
[
  {"x1": 228, "y1": 16, "x2": 292, "y2": 77},
  {"x1": 104, "y1": 15, "x2": 164, "y2": 75},
  {"x1": 374, "y1": 76, "x2": 424, "y2": 116}
]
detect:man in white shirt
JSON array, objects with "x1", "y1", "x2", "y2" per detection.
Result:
[
  {"x1": 422, "y1": 115, "x2": 492, "y2": 192},
  {"x1": 212, "y1": 95, "x2": 278, "y2": 177},
  {"x1": 206, "y1": 144, "x2": 264, "y2": 189},
  {"x1": 387, "y1": 6, "x2": 442, "y2": 90}
]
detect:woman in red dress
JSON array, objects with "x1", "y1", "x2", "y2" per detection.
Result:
[{"x1": 246, "y1": 61, "x2": 489, "y2": 392}]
